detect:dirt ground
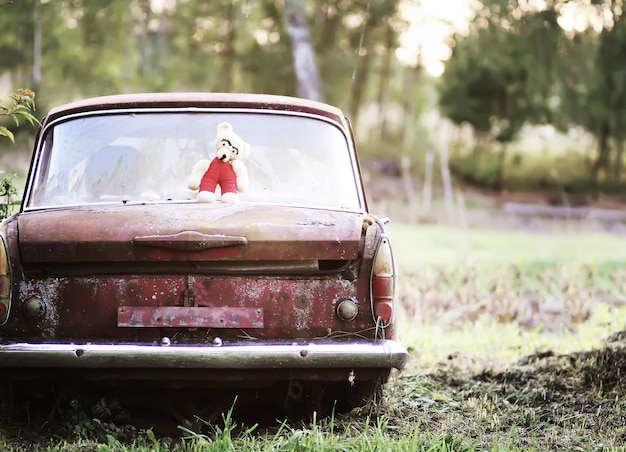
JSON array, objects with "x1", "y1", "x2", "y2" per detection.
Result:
[{"x1": 384, "y1": 335, "x2": 626, "y2": 450}]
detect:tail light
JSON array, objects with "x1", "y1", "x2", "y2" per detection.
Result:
[
  {"x1": 370, "y1": 235, "x2": 394, "y2": 327},
  {"x1": 0, "y1": 237, "x2": 10, "y2": 325}
]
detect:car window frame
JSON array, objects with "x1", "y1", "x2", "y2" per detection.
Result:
[{"x1": 22, "y1": 107, "x2": 367, "y2": 213}]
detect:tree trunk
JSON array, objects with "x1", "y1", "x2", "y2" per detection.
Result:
[
  {"x1": 33, "y1": 0, "x2": 41, "y2": 93},
  {"x1": 375, "y1": 21, "x2": 394, "y2": 144},
  {"x1": 401, "y1": 61, "x2": 421, "y2": 154},
  {"x1": 137, "y1": 0, "x2": 151, "y2": 77},
  {"x1": 283, "y1": 0, "x2": 323, "y2": 102},
  {"x1": 223, "y1": 2, "x2": 236, "y2": 92},
  {"x1": 614, "y1": 137, "x2": 624, "y2": 182},
  {"x1": 345, "y1": 2, "x2": 372, "y2": 127},
  {"x1": 156, "y1": 9, "x2": 169, "y2": 88},
  {"x1": 422, "y1": 150, "x2": 434, "y2": 214},
  {"x1": 592, "y1": 125, "x2": 610, "y2": 181},
  {"x1": 347, "y1": 49, "x2": 371, "y2": 131},
  {"x1": 495, "y1": 142, "x2": 507, "y2": 190}
]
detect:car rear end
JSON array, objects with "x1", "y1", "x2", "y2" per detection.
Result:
[{"x1": 0, "y1": 93, "x2": 407, "y2": 421}]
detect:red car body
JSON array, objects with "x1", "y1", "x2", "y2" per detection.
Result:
[{"x1": 0, "y1": 93, "x2": 407, "y2": 421}]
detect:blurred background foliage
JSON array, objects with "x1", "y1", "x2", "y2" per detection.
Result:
[{"x1": 1, "y1": 0, "x2": 626, "y2": 198}]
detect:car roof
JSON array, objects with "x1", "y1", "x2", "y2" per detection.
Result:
[{"x1": 43, "y1": 92, "x2": 348, "y2": 126}]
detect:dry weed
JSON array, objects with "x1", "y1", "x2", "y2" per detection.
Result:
[{"x1": 398, "y1": 263, "x2": 626, "y2": 333}]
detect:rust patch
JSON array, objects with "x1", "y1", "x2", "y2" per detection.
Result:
[{"x1": 117, "y1": 306, "x2": 263, "y2": 328}]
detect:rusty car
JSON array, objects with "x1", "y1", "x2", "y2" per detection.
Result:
[{"x1": 0, "y1": 92, "x2": 408, "y2": 424}]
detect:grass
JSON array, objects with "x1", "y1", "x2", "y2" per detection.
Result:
[
  {"x1": 388, "y1": 222, "x2": 626, "y2": 368},
  {"x1": 4, "y1": 221, "x2": 626, "y2": 450},
  {"x1": 387, "y1": 222, "x2": 626, "y2": 270},
  {"x1": 397, "y1": 302, "x2": 626, "y2": 370},
  {"x1": 387, "y1": 222, "x2": 626, "y2": 450}
]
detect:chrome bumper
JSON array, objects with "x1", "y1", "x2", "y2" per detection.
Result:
[{"x1": 0, "y1": 340, "x2": 408, "y2": 370}]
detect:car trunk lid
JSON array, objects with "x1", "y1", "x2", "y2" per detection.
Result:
[{"x1": 18, "y1": 203, "x2": 364, "y2": 265}]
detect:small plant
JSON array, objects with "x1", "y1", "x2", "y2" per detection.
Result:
[
  {"x1": 0, "y1": 89, "x2": 37, "y2": 220},
  {"x1": 0, "y1": 172, "x2": 17, "y2": 220},
  {"x1": 0, "y1": 88, "x2": 38, "y2": 143},
  {"x1": 56, "y1": 396, "x2": 136, "y2": 443}
]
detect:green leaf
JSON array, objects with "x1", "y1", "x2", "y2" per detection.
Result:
[
  {"x1": 16, "y1": 111, "x2": 39, "y2": 125},
  {"x1": 0, "y1": 126, "x2": 15, "y2": 143}
]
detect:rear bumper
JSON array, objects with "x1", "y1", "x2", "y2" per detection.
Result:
[{"x1": 0, "y1": 339, "x2": 408, "y2": 371}]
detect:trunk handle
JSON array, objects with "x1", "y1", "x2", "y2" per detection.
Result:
[{"x1": 133, "y1": 231, "x2": 247, "y2": 251}]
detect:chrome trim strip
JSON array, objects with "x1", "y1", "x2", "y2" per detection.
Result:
[{"x1": 0, "y1": 340, "x2": 408, "y2": 370}]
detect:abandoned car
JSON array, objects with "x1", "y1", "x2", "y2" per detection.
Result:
[{"x1": 0, "y1": 92, "x2": 408, "y2": 421}]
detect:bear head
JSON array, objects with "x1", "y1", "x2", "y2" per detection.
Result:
[{"x1": 215, "y1": 122, "x2": 250, "y2": 162}]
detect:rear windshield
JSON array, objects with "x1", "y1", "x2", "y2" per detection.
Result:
[{"x1": 26, "y1": 111, "x2": 363, "y2": 210}]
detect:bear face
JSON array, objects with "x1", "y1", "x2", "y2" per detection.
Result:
[{"x1": 215, "y1": 122, "x2": 250, "y2": 162}]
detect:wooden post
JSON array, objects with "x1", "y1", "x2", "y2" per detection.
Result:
[
  {"x1": 422, "y1": 150, "x2": 434, "y2": 214},
  {"x1": 401, "y1": 156, "x2": 419, "y2": 223},
  {"x1": 455, "y1": 188, "x2": 467, "y2": 228},
  {"x1": 440, "y1": 147, "x2": 455, "y2": 224}
]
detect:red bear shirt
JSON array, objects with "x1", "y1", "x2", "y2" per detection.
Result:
[{"x1": 199, "y1": 157, "x2": 237, "y2": 195}]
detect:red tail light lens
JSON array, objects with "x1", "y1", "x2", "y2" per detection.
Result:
[
  {"x1": 0, "y1": 237, "x2": 10, "y2": 325},
  {"x1": 371, "y1": 236, "x2": 394, "y2": 327}
]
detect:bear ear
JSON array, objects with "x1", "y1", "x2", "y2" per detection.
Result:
[{"x1": 217, "y1": 122, "x2": 233, "y2": 133}]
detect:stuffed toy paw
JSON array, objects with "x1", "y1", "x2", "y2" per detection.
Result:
[{"x1": 188, "y1": 122, "x2": 250, "y2": 203}]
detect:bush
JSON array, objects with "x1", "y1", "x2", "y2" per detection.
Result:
[
  {"x1": 0, "y1": 173, "x2": 17, "y2": 220},
  {"x1": 0, "y1": 89, "x2": 37, "y2": 144},
  {"x1": 0, "y1": 89, "x2": 37, "y2": 219},
  {"x1": 448, "y1": 147, "x2": 626, "y2": 199}
]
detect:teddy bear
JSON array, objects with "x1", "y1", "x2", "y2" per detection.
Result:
[{"x1": 188, "y1": 122, "x2": 250, "y2": 203}]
